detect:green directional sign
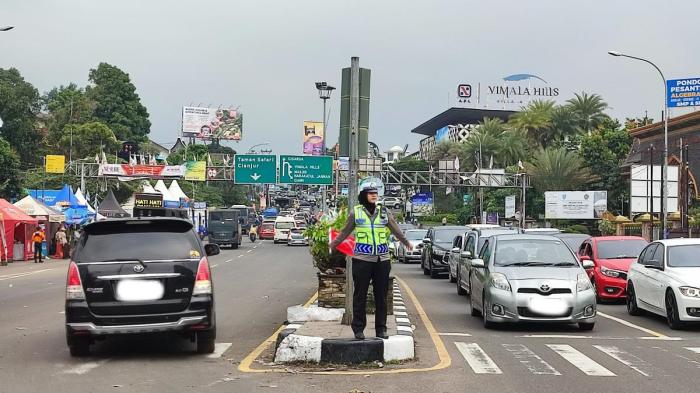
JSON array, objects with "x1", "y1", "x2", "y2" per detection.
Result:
[
  {"x1": 233, "y1": 154, "x2": 277, "y2": 184},
  {"x1": 279, "y1": 155, "x2": 333, "y2": 185}
]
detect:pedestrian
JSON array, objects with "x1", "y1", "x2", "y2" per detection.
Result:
[
  {"x1": 54, "y1": 227, "x2": 68, "y2": 259},
  {"x1": 441, "y1": 217, "x2": 448, "y2": 226},
  {"x1": 330, "y1": 183, "x2": 412, "y2": 340},
  {"x1": 32, "y1": 226, "x2": 45, "y2": 263}
]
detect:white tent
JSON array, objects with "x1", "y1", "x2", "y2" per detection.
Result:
[
  {"x1": 121, "y1": 194, "x2": 135, "y2": 217},
  {"x1": 13, "y1": 195, "x2": 66, "y2": 222},
  {"x1": 75, "y1": 189, "x2": 96, "y2": 213},
  {"x1": 142, "y1": 182, "x2": 157, "y2": 194},
  {"x1": 154, "y1": 180, "x2": 178, "y2": 203},
  {"x1": 168, "y1": 180, "x2": 189, "y2": 201}
]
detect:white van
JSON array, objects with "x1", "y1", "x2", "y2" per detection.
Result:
[{"x1": 273, "y1": 216, "x2": 297, "y2": 243}]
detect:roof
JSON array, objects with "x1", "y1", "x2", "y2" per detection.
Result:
[
  {"x1": 83, "y1": 217, "x2": 193, "y2": 233},
  {"x1": 654, "y1": 238, "x2": 700, "y2": 246},
  {"x1": 492, "y1": 234, "x2": 563, "y2": 241},
  {"x1": 97, "y1": 189, "x2": 130, "y2": 218},
  {"x1": 629, "y1": 110, "x2": 700, "y2": 139},
  {"x1": 592, "y1": 236, "x2": 646, "y2": 241},
  {"x1": 411, "y1": 107, "x2": 517, "y2": 136},
  {"x1": 0, "y1": 198, "x2": 38, "y2": 224}
]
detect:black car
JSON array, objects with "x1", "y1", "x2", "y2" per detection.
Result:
[
  {"x1": 65, "y1": 218, "x2": 220, "y2": 356},
  {"x1": 421, "y1": 226, "x2": 466, "y2": 279}
]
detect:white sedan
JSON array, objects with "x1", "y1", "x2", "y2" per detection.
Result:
[{"x1": 627, "y1": 239, "x2": 700, "y2": 329}]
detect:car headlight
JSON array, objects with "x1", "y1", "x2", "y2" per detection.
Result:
[
  {"x1": 577, "y1": 273, "x2": 592, "y2": 292},
  {"x1": 679, "y1": 286, "x2": 700, "y2": 298},
  {"x1": 491, "y1": 273, "x2": 511, "y2": 292},
  {"x1": 600, "y1": 266, "x2": 622, "y2": 278}
]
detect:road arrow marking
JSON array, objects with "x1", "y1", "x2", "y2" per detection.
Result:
[{"x1": 250, "y1": 173, "x2": 261, "y2": 181}]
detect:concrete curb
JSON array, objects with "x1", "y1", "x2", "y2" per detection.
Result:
[{"x1": 274, "y1": 281, "x2": 415, "y2": 363}]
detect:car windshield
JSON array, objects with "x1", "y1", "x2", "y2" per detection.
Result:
[
  {"x1": 597, "y1": 239, "x2": 647, "y2": 259},
  {"x1": 556, "y1": 235, "x2": 590, "y2": 251},
  {"x1": 668, "y1": 245, "x2": 700, "y2": 267},
  {"x1": 434, "y1": 229, "x2": 465, "y2": 243},
  {"x1": 405, "y1": 230, "x2": 428, "y2": 240},
  {"x1": 74, "y1": 221, "x2": 200, "y2": 262},
  {"x1": 495, "y1": 239, "x2": 578, "y2": 267},
  {"x1": 477, "y1": 230, "x2": 517, "y2": 251},
  {"x1": 275, "y1": 222, "x2": 295, "y2": 229},
  {"x1": 209, "y1": 211, "x2": 237, "y2": 221}
]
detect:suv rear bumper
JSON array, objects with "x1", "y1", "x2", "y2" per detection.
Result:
[{"x1": 67, "y1": 316, "x2": 206, "y2": 335}]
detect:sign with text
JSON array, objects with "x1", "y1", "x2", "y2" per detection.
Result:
[
  {"x1": 45, "y1": 155, "x2": 65, "y2": 173},
  {"x1": 545, "y1": 191, "x2": 607, "y2": 219},
  {"x1": 182, "y1": 106, "x2": 243, "y2": 140},
  {"x1": 667, "y1": 78, "x2": 700, "y2": 108},
  {"x1": 134, "y1": 193, "x2": 164, "y2": 208},
  {"x1": 303, "y1": 121, "x2": 325, "y2": 155},
  {"x1": 505, "y1": 195, "x2": 516, "y2": 218},
  {"x1": 279, "y1": 155, "x2": 333, "y2": 185},
  {"x1": 233, "y1": 155, "x2": 276, "y2": 184}
]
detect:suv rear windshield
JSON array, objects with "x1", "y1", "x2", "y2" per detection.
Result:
[
  {"x1": 209, "y1": 211, "x2": 238, "y2": 221},
  {"x1": 74, "y1": 220, "x2": 200, "y2": 262},
  {"x1": 275, "y1": 222, "x2": 295, "y2": 229}
]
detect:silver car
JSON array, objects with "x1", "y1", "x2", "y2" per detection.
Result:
[
  {"x1": 469, "y1": 234, "x2": 596, "y2": 330},
  {"x1": 397, "y1": 229, "x2": 428, "y2": 263}
]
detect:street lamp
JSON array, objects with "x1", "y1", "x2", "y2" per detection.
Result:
[
  {"x1": 608, "y1": 50, "x2": 669, "y2": 239},
  {"x1": 0, "y1": 26, "x2": 14, "y2": 32},
  {"x1": 316, "y1": 81, "x2": 335, "y2": 214}
]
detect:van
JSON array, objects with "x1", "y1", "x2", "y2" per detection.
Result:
[{"x1": 273, "y1": 216, "x2": 296, "y2": 244}]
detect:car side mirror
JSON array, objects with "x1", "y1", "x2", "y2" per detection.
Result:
[
  {"x1": 452, "y1": 247, "x2": 460, "y2": 253},
  {"x1": 422, "y1": 238, "x2": 431, "y2": 244},
  {"x1": 582, "y1": 260, "x2": 594, "y2": 269},
  {"x1": 471, "y1": 258, "x2": 485, "y2": 268},
  {"x1": 204, "y1": 243, "x2": 220, "y2": 256},
  {"x1": 461, "y1": 250, "x2": 472, "y2": 259}
]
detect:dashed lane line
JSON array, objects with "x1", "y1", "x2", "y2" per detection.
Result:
[
  {"x1": 0, "y1": 268, "x2": 53, "y2": 281},
  {"x1": 224, "y1": 259, "x2": 233, "y2": 263},
  {"x1": 438, "y1": 333, "x2": 473, "y2": 337},
  {"x1": 207, "y1": 342, "x2": 233, "y2": 359},
  {"x1": 61, "y1": 359, "x2": 110, "y2": 375},
  {"x1": 597, "y1": 311, "x2": 669, "y2": 338}
]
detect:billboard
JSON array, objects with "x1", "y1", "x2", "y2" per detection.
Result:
[
  {"x1": 181, "y1": 106, "x2": 242, "y2": 140},
  {"x1": 505, "y1": 195, "x2": 516, "y2": 218},
  {"x1": 99, "y1": 164, "x2": 185, "y2": 177},
  {"x1": 667, "y1": 78, "x2": 700, "y2": 108},
  {"x1": 184, "y1": 161, "x2": 206, "y2": 181},
  {"x1": 134, "y1": 193, "x2": 164, "y2": 208},
  {"x1": 45, "y1": 155, "x2": 65, "y2": 173},
  {"x1": 630, "y1": 165, "x2": 679, "y2": 213},
  {"x1": 303, "y1": 121, "x2": 325, "y2": 155},
  {"x1": 411, "y1": 192, "x2": 434, "y2": 217},
  {"x1": 545, "y1": 191, "x2": 607, "y2": 219}
]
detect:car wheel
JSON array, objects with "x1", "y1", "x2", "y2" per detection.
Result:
[
  {"x1": 196, "y1": 331, "x2": 216, "y2": 354},
  {"x1": 422, "y1": 257, "x2": 429, "y2": 275},
  {"x1": 665, "y1": 290, "x2": 684, "y2": 330},
  {"x1": 470, "y1": 287, "x2": 481, "y2": 317},
  {"x1": 429, "y1": 259, "x2": 440, "y2": 279},
  {"x1": 457, "y1": 270, "x2": 467, "y2": 296},
  {"x1": 578, "y1": 322, "x2": 595, "y2": 331},
  {"x1": 592, "y1": 279, "x2": 601, "y2": 304},
  {"x1": 449, "y1": 266, "x2": 456, "y2": 283},
  {"x1": 465, "y1": 272, "x2": 472, "y2": 296},
  {"x1": 68, "y1": 336, "x2": 90, "y2": 357},
  {"x1": 232, "y1": 242, "x2": 239, "y2": 250},
  {"x1": 482, "y1": 294, "x2": 495, "y2": 329},
  {"x1": 626, "y1": 282, "x2": 644, "y2": 316}
]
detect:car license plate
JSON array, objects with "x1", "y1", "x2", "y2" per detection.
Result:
[
  {"x1": 115, "y1": 279, "x2": 164, "y2": 302},
  {"x1": 528, "y1": 297, "x2": 568, "y2": 316}
]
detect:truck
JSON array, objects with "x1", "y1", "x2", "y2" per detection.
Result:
[
  {"x1": 230, "y1": 205, "x2": 255, "y2": 234},
  {"x1": 207, "y1": 209, "x2": 242, "y2": 249}
]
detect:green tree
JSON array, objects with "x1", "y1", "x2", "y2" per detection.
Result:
[
  {"x1": 0, "y1": 137, "x2": 22, "y2": 199},
  {"x1": 525, "y1": 147, "x2": 596, "y2": 192},
  {"x1": 43, "y1": 84, "x2": 96, "y2": 150},
  {"x1": 566, "y1": 92, "x2": 610, "y2": 134},
  {"x1": 508, "y1": 100, "x2": 555, "y2": 146},
  {"x1": 0, "y1": 68, "x2": 42, "y2": 166},
  {"x1": 86, "y1": 63, "x2": 151, "y2": 142},
  {"x1": 391, "y1": 156, "x2": 429, "y2": 171},
  {"x1": 167, "y1": 144, "x2": 209, "y2": 165},
  {"x1": 59, "y1": 121, "x2": 120, "y2": 159}
]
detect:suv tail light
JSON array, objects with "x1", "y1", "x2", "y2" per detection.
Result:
[
  {"x1": 193, "y1": 257, "x2": 212, "y2": 295},
  {"x1": 66, "y1": 261, "x2": 85, "y2": 300}
]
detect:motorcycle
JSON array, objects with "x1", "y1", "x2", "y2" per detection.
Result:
[{"x1": 249, "y1": 225, "x2": 257, "y2": 242}]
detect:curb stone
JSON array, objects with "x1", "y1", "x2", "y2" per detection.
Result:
[{"x1": 274, "y1": 281, "x2": 415, "y2": 363}]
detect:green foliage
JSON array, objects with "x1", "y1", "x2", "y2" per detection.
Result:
[
  {"x1": 434, "y1": 188, "x2": 463, "y2": 213},
  {"x1": 564, "y1": 224, "x2": 590, "y2": 234},
  {"x1": 59, "y1": 121, "x2": 119, "y2": 159},
  {"x1": 86, "y1": 63, "x2": 151, "y2": 142},
  {"x1": 419, "y1": 213, "x2": 458, "y2": 224},
  {"x1": 566, "y1": 92, "x2": 610, "y2": 134},
  {"x1": 526, "y1": 147, "x2": 596, "y2": 192},
  {"x1": 305, "y1": 209, "x2": 349, "y2": 272},
  {"x1": 391, "y1": 156, "x2": 429, "y2": 171},
  {"x1": 0, "y1": 137, "x2": 22, "y2": 199},
  {"x1": 167, "y1": 144, "x2": 209, "y2": 165},
  {"x1": 0, "y1": 68, "x2": 42, "y2": 167},
  {"x1": 598, "y1": 219, "x2": 616, "y2": 236},
  {"x1": 42, "y1": 83, "x2": 96, "y2": 149}
]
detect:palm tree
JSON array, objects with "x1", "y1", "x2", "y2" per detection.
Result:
[
  {"x1": 498, "y1": 129, "x2": 530, "y2": 167},
  {"x1": 461, "y1": 118, "x2": 505, "y2": 168},
  {"x1": 548, "y1": 106, "x2": 578, "y2": 142},
  {"x1": 566, "y1": 92, "x2": 610, "y2": 134},
  {"x1": 525, "y1": 147, "x2": 596, "y2": 192},
  {"x1": 508, "y1": 100, "x2": 555, "y2": 146}
]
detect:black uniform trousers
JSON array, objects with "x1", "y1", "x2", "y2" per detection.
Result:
[{"x1": 351, "y1": 257, "x2": 391, "y2": 334}]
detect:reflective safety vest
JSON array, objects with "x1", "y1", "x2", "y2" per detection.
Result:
[{"x1": 353, "y1": 205, "x2": 390, "y2": 256}]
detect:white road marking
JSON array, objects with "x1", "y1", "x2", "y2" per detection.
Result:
[
  {"x1": 438, "y1": 332, "x2": 472, "y2": 337},
  {"x1": 455, "y1": 342, "x2": 502, "y2": 374},
  {"x1": 246, "y1": 250, "x2": 253, "y2": 253},
  {"x1": 61, "y1": 359, "x2": 109, "y2": 375},
  {"x1": 207, "y1": 342, "x2": 232, "y2": 359},
  {"x1": 210, "y1": 264, "x2": 218, "y2": 268},
  {"x1": 394, "y1": 311, "x2": 408, "y2": 317},
  {"x1": 253, "y1": 246, "x2": 258, "y2": 249},
  {"x1": 503, "y1": 344, "x2": 560, "y2": 375},
  {"x1": 686, "y1": 347, "x2": 700, "y2": 354},
  {"x1": 597, "y1": 311, "x2": 668, "y2": 338},
  {"x1": 520, "y1": 335, "x2": 596, "y2": 339},
  {"x1": 547, "y1": 344, "x2": 615, "y2": 376},
  {"x1": 638, "y1": 336, "x2": 682, "y2": 341},
  {"x1": 594, "y1": 345, "x2": 652, "y2": 376},
  {"x1": 0, "y1": 269, "x2": 53, "y2": 281},
  {"x1": 237, "y1": 255, "x2": 244, "y2": 258},
  {"x1": 224, "y1": 259, "x2": 232, "y2": 263}
]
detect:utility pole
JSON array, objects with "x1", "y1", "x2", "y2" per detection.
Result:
[
  {"x1": 342, "y1": 57, "x2": 360, "y2": 326},
  {"x1": 520, "y1": 174, "x2": 527, "y2": 229},
  {"x1": 649, "y1": 145, "x2": 655, "y2": 240}
]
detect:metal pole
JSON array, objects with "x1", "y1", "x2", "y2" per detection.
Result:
[
  {"x1": 321, "y1": 98, "x2": 328, "y2": 214},
  {"x1": 520, "y1": 174, "x2": 526, "y2": 229},
  {"x1": 662, "y1": 103, "x2": 669, "y2": 239},
  {"x1": 649, "y1": 145, "x2": 654, "y2": 240},
  {"x1": 342, "y1": 56, "x2": 360, "y2": 326}
]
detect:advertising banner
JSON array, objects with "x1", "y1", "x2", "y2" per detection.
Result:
[
  {"x1": 411, "y1": 192, "x2": 434, "y2": 217},
  {"x1": 545, "y1": 191, "x2": 607, "y2": 219},
  {"x1": 45, "y1": 155, "x2": 65, "y2": 174},
  {"x1": 303, "y1": 121, "x2": 325, "y2": 155},
  {"x1": 667, "y1": 78, "x2": 700, "y2": 108},
  {"x1": 182, "y1": 106, "x2": 243, "y2": 140},
  {"x1": 99, "y1": 164, "x2": 185, "y2": 178},
  {"x1": 134, "y1": 193, "x2": 164, "y2": 208},
  {"x1": 184, "y1": 161, "x2": 206, "y2": 181},
  {"x1": 505, "y1": 195, "x2": 516, "y2": 218}
]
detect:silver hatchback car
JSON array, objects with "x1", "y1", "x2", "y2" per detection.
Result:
[{"x1": 469, "y1": 234, "x2": 597, "y2": 330}]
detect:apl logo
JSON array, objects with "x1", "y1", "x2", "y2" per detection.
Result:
[{"x1": 457, "y1": 84, "x2": 472, "y2": 98}]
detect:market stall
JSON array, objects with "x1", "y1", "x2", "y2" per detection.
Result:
[
  {"x1": 0, "y1": 199, "x2": 39, "y2": 261},
  {"x1": 14, "y1": 195, "x2": 67, "y2": 256}
]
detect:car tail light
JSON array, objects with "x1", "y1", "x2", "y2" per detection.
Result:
[
  {"x1": 66, "y1": 261, "x2": 85, "y2": 300},
  {"x1": 193, "y1": 257, "x2": 212, "y2": 295}
]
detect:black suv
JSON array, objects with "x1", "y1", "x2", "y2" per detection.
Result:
[
  {"x1": 65, "y1": 218, "x2": 220, "y2": 356},
  {"x1": 420, "y1": 226, "x2": 466, "y2": 279}
]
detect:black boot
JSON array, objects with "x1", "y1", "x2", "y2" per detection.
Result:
[
  {"x1": 354, "y1": 331, "x2": 365, "y2": 340},
  {"x1": 376, "y1": 329, "x2": 388, "y2": 339}
]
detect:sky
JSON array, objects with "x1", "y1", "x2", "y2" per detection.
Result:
[{"x1": 1, "y1": 0, "x2": 698, "y2": 156}]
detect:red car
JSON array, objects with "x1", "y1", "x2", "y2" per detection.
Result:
[
  {"x1": 577, "y1": 236, "x2": 648, "y2": 301},
  {"x1": 259, "y1": 223, "x2": 275, "y2": 240}
]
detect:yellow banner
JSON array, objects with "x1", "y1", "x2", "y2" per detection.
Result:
[
  {"x1": 45, "y1": 155, "x2": 65, "y2": 173},
  {"x1": 185, "y1": 161, "x2": 206, "y2": 181}
]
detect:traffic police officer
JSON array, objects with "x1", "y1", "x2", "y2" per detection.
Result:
[{"x1": 330, "y1": 183, "x2": 412, "y2": 340}]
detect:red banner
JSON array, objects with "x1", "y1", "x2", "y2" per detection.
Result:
[{"x1": 99, "y1": 164, "x2": 185, "y2": 177}]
